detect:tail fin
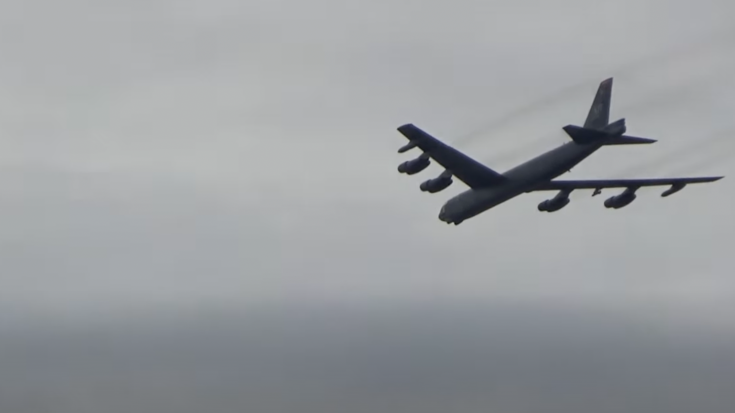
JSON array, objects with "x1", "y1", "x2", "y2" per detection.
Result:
[
  {"x1": 568, "y1": 79, "x2": 657, "y2": 145},
  {"x1": 584, "y1": 78, "x2": 613, "y2": 130}
]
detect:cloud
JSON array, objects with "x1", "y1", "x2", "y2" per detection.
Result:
[
  {"x1": 1, "y1": 304, "x2": 734, "y2": 413},
  {"x1": 0, "y1": 0, "x2": 732, "y2": 410},
  {"x1": 0, "y1": 0, "x2": 730, "y2": 321}
]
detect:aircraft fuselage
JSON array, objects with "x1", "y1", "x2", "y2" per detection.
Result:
[{"x1": 438, "y1": 141, "x2": 602, "y2": 224}]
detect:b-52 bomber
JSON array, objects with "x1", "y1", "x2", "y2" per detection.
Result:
[{"x1": 395, "y1": 78, "x2": 723, "y2": 225}]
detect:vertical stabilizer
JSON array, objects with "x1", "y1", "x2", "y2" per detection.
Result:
[{"x1": 584, "y1": 78, "x2": 612, "y2": 130}]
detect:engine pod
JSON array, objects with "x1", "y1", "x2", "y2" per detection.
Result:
[
  {"x1": 397, "y1": 153, "x2": 431, "y2": 174},
  {"x1": 420, "y1": 171, "x2": 453, "y2": 193}
]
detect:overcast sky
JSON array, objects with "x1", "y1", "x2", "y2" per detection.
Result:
[{"x1": 0, "y1": 0, "x2": 733, "y2": 411}]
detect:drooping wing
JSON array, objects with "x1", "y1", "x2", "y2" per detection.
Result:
[
  {"x1": 397, "y1": 123, "x2": 506, "y2": 188},
  {"x1": 533, "y1": 176, "x2": 724, "y2": 192}
]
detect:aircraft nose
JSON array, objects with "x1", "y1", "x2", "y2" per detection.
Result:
[{"x1": 438, "y1": 209, "x2": 450, "y2": 223}]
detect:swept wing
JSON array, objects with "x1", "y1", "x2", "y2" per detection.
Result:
[
  {"x1": 534, "y1": 176, "x2": 723, "y2": 195},
  {"x1": 397, "y1": 123, "x2": 506, "y2": 188}
]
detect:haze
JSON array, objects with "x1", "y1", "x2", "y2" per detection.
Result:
[{"x1": 0, "y1": 0, "x2": 733, "y2": 412}]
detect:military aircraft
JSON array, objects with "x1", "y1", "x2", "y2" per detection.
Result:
[{"x1": 395, "y1": 78, "x2": 723, "y2": 225}]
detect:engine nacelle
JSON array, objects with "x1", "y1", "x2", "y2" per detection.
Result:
[
  {"x1": 398, "y1": 153, "x2": 430, "y2": 175},
  {"x1": 538, "y1": 190, "x2": 571, "y2": 212},
  {"x1": 604, "y1": 188, "x2": 637, "y2": 209},
  {"x1": 420, "y1": 171, "x2": 453, "y2": 193}
]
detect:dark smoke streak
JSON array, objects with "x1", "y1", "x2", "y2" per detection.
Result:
[
  {"x1": 455, "y1": 27, "x2": 735, "y2": 147},
  {"x1": 616, "y1": 126, "x2": 735, "y2": 178}
]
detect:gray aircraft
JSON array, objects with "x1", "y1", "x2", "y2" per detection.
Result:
[{"x1": 396, "y1": 78, "x2": 723, "y2": 225}]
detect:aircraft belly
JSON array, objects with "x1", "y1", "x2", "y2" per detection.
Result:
[
  {"x1": 506, "y1": 144, "x2": 599, "y2": 183},
  {"x1": 458, "y1": 185, "x2": 524, "y2": 219},
  {"x1": 444, "y1": 141, "x2": 603, "y2": 223}
]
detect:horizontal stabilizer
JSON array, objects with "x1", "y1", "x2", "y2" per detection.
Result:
[
  {"x1": 563, "y1": 124, "x2": 627, "y2": 144},
  {"x1": 603, "y1": 135, "x2": 657, "y2": 145}
]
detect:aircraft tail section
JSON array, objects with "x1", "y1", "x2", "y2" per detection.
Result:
[
  {"x1": 563, "y1": 125, "x2": 612, "y2": 144},
  {"x1": 584, "y1": 77, "x2": 613, "y2": 130},
  {"x1": 563, "y1": 121, "x2": 656, "y2": 145},
  {"x1": 602, "y1": 118, "x2": 626, "y2": 135},
  {"x1": 564, "y1": 116, "x2": 626, "y2": 144},
  {"x1": 566, "y1": 79, "x2": 658, "y2": 145},
  {"x1": 603, "y1": 135, "x2": 657, "y2": 145}
]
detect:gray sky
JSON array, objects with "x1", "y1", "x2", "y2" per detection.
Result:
[{"x1": 0, "y1": 0, "x2": 733, "y2": 411}]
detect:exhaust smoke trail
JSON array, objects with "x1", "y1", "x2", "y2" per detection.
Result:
[
  {"x1": 667, "y1": 136, "x2": 735, "y2": 176},
  {"x1": 615, "y1": 126, "x2": 735, "y2": 178},
  {"x1": 616, "y1": 53, "x2": 735, "y2": 117},
  {"x1": 453, "y1": 80, "x2": 592, "y2": 145},
  {"x1": 476, "y1": 65, "x2": 735, "y2": 171},
  {"x1": 480, "y1": 132, "x2": 567, "y2": 168},
  {"x1": 611, "y1": 26, "x2": 735, "y2": 84},
  {"x1": 445, "y1": 28, "x2": 735, "y2": 176},
  {"x1": 455, "y1": 27, "x2": 735, "y2": 147}
]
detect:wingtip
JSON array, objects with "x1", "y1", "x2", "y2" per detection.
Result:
[
  {"x1": 397, "y1": 123, "x2": 419, "y2": 137},
  {"x1": 396, "y1": 123, "x2": 429, "y2": 141}
]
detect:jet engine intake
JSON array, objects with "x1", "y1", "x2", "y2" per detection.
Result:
[
  {"x1": 420, "y1": 171, "x2": 453, "y2": 193},
  {"x1": 398, "y1": 153, "x2": 430, "y2": 174},
  {"x1": 604, "y1": 187, "x2": 637, "y2": 209},
  {"x1": 538, "y1": 190, "x2": 571, "y2": 212}
]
